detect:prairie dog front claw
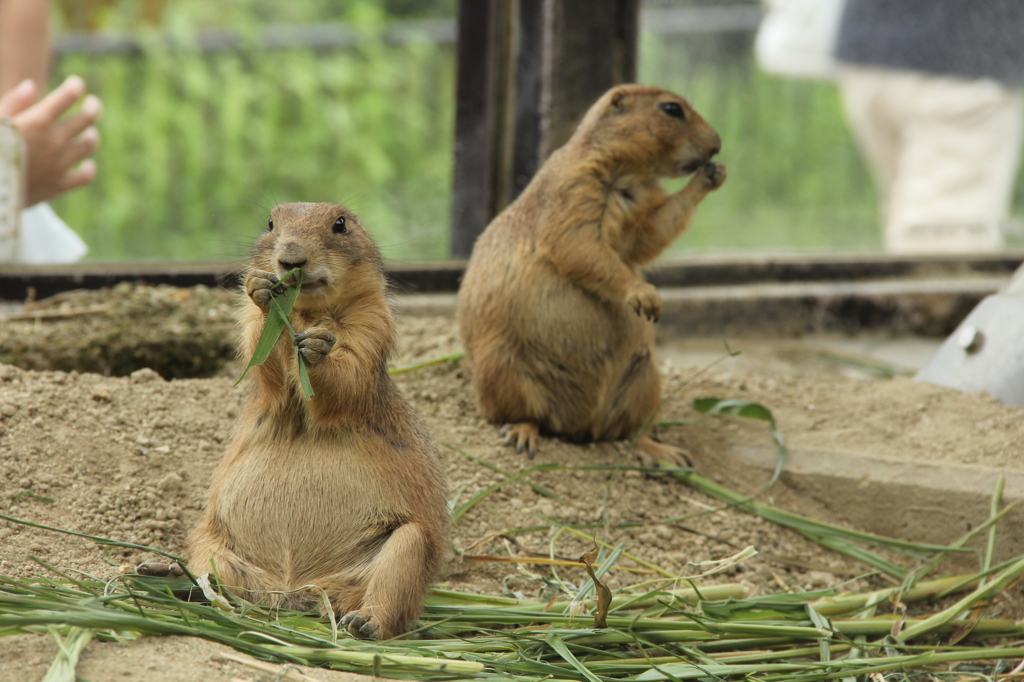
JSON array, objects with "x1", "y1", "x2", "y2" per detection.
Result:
[
  {"x1": 294, "y1": 328, "x2": 337, "y2": 366},
  {"x1": 341, "y1": 608, "x2": 381, "y2": 640},
  {"x1": 246, "y1": 269, "x2": 281, "y2": 312},
  {"x1": 700, "y1": 161, "x2": 727, "y2": 190},
  {"x1": 625, "y1": 282, "x2": 661, "y2": 322}
]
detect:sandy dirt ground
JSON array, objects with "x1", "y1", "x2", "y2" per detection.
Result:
[
  {"x1": 1, "y1": 288, "x2": 1023, "y2": 680},
  {"x1": 1, "y1": 633, "x2": 379, "y2": 682}
]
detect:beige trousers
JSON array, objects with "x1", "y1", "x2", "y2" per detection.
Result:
[{"x1": 839, "y1": 66, "x2": 1024, "y2": 253}]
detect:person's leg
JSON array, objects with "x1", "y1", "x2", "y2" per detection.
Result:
[
  {"x1": 838, "y1": 66, "x2": 903, "y2": 224},
  {"x1": 886, "y1": 75, "x2": 1022, "y2": 253}
]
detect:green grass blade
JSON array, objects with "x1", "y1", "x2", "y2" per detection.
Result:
[
  {"x1": 672, "y1": 470, "x2": 966, "y2": 577},
  {"x1": 900, "y1": 498, "x2": 1020, "y2": 591},
  {"x1": 692, "y1": 397, "x2": 774, "y2": 423},
  {"x1": 692, "y1": 397, "x2": 788, "y2": 504},
  {"x1": 235, "y1": 268, "x2": 302, "y2": 385},
  {"x1": 637, "y1": 661, "x2": 810, "y2": 681},
  {"x1": 5, "y1": 513, "x2": 1024, "y2": 682},
  {"x1": 897, "y1": 554, "x2": 1024, "y2": 641},
  {"x1": 810, "y1": 574, "x2": 980, "y2": 617},
  {"x1": 451, "y1": 461, "x2": 562, "y2": 522},
  {"x1": 11, "y1": 490, "x2": 55, "y2": 504},
  {"x1": 42, "y1": 626, "x2": 93, "y2": 682},
  {"x1": 547, "y1": 634, "x2": 608, "y2": 682},
  {"x1": 296, "y1": 346, "x2": 315, "y2": 400},
  {"x1": 806, "y1": 531, "x2": 907, "y2": 580},
  {"x1": 0, "y1": 513, "x2": 191, "y2": 574},
  {"x1": 235, "y1": 311, "x2": 286, "y2": 384},
  {"x1": 983, "y1": 474, "x2": 1006, "y2": 584},
  {"x1": 264, "y1": 276, "x2": 315, "y2": 401}
]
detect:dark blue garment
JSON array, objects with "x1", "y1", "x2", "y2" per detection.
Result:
[{"x1": 835, "y1": 0, "x2": 1024, "y2": 86}]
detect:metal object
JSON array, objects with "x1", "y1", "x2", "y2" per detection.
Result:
[
  {"x1": 956, "y1": 325, "x2": 984, "y2": 353},
  {"x1": 916, "y1": 262, "x2": 1024, "y2": 406}
]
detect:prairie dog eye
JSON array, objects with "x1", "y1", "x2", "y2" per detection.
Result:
[
  {"x1": 267, "y1": 219, "x2": 274, "y2": 231},
  {"x1": 660, "y1": 102, "x2": 685, "y2": 120},
  {"x1": 333, "y1": 217, "x2": 347, "y2": 234}
]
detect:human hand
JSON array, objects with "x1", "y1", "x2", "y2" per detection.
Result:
[{"x1": 0, "y1": 75, "x2": 102, "y2": 206}]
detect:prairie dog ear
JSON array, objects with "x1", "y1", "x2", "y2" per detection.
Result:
[
  {"x1": 576, "y1": 84, "x2": 635, "y2": 134},
  {"x1": 609, "y1": 87, "x2": 630, "y2": 111}
]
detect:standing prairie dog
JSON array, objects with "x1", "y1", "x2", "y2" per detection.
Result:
[
  {"x1": 457, "y1": 84, "x2": 726, "y2": 464},
  {"x1": 188, "y1": 203, "x2": 449, "y2": 640}
]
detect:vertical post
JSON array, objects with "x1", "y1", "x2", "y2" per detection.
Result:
[
  {"x1": 509, "y1": 0, "x2": 545, "y2": 201},
  {"x1": 450, "y1": 0, "x2": 640, "y2": 253},
  {"x1": 540, "y1": 0, "x2": 639, "y2": 158},
  {"x1": 450, "y1": 0, "x2": 503, "y2": 259},
  {"x1": 450, "y1": 0, "x2": 515, "y2": 259}
]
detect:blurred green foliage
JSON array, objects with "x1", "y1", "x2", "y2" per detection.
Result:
[
  {"x1": 49, "y1": 3, "x2": 1023, "y2": 262},
  {"x1": 52, "y1": 28, "x2": 455, "y2": 261},
  {"x1": 54, "y1": 0, "x2": 455, "y2": 31},
  {"x1": 51, "y1": 0, "x2": 456, "y2": 263},
  {"x1": 640, "y1": 33, "x2": 881, "y2": 255}
]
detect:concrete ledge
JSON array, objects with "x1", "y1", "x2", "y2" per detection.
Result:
[
  {"x1": 395, "y1": 292, "x2": 459, "y2": 318},
  {"x1": 729, "y1": 443, "x2": 1024, "y2": 561},
  {"x1": 0, "y1": 260, "x2": 1008, "y2": 337},
  {"x1": 0, "y1": 261, "x2": 469, "y2": 301},
  {"x1": 2, "y1": 252, "x2": 1020, "y2": 300},
  {"x1": 657, "y1": 277, "x2": 1006, "y2": 338},
  {"x1": 395, "y1": 276, "x2": 1007, "y2": 337}
]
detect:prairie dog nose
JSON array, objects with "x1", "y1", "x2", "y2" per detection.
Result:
[
  {"x1": 277, "y1": 242, "x2": 308, "y2": 271},
  {"x1": 708, "y1": 133, "x2": 722, "y2": 157}
]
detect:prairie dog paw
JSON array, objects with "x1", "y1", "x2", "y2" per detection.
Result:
[
  {"x1": 700, "y1": 162, "x2": 727, "y2": 190},
  {"x1": 133, "y1": 561, "x2": 185, "y2": 577},
  {"x1": 636, "y1": 436, "x2": 692, "y2": 469},
  {"x1": 245, "y1": 269, "x2": 280, "y2": 312},
  {"x1": 340, "y1": 609, "x2": 381, "y2": 640},
  {"x1": 294, "y1": 328, "x2": 336, "y2": 366},
  {"x1": 625, "y1": 283, "x2": 661, "y2": 322},
  {"x1": 499, "y1": 422, "x2": 540, "y2": 458}
]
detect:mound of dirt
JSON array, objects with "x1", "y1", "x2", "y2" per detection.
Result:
[
  {"x1": 0, "y1": 283, "x2": 237, "y2": 379},
  {"x1": 0, "y1": 284, "x2": 468, "y2": 381}
]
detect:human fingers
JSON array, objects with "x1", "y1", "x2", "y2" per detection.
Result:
[
  {"x1": 52, "y1": 94, "x2": 102, "y2": 145},
  {"x1": 28, "y1": 75, "x2": 87, "y2": 125},
  {"x1": 58, "y1": 158, "x2": 98, "y2": 194},
  {"x1": 26, "y1": 158, "x2": 97, "y2": 206},
  {"x1": 58, "y1": 125, "x2": 100, "y2": 169},
  {"x1": 0, "y1": 79, "x2": 38, "y2": 118}
]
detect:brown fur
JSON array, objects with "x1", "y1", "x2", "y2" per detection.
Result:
[
  {"x1": 187, "y1": 203, "x2": 449, "y2": 639},
  {"x1": 457, "y1": 84, "x2": 726, "y2": 462}
]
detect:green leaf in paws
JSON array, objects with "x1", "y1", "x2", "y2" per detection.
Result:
[
  {"x1": 296, "y1": 346, "x2": 315, "y2": 400},
  {"x1": 262, "y1": 276, "x2": 315, "y2": 401},
  {"x1": 235, "y1": 268, "x2": 305, "y2": 389}
]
